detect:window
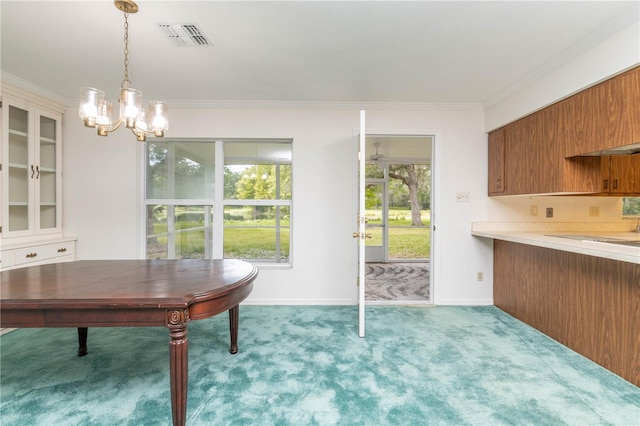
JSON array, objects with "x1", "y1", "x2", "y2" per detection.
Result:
[
  {"x1": 145, "y1": 139, "x2": 292, "y2": 264},
  {"x1": 622, "y1": 197, "x2": 640, "y2": 216},
  {"x1": 223, "y1": 141, "x2": 291, "y2": 263}
]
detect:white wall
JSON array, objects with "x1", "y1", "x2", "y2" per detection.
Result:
[
  {"x1": 485, "y1": 19, "x2": 640, "y2": 131},
  {"x1": 62, "y1": 104, "x2": 492, "y2": 306}
]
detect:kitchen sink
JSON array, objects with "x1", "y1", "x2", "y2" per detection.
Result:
[{"x1": 548, "y1": 235, "x2": 640, "y2": 248}]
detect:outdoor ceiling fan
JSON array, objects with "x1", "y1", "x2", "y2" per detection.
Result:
[{"x1": 369, "y1": 142, "x2": 386, "y2": 161}]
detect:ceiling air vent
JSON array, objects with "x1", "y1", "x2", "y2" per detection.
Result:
[{"x1": 158, "y1": 23, "x2": 212, "y2": 47}]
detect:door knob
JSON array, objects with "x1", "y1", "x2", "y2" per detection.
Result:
[{"x1": 352, "y1": 232, "x2": 372, "y2": 239}]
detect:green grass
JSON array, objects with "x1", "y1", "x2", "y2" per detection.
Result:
[
  {"x1": 366, "y1": 209, "x2": 431, "y2": 258},
  {"x1": 149, "y1": 221, "x2": 290, "y2": 260},
  {"x1": 223, "y1": 228, "x2": 290, "y2": 259},
  {"x1": 149, "y1": 208, "x2": 430, "y2": 260}
]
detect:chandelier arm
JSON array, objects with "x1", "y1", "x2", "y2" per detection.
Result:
[
  {"x1": 130, "y1": 127, "x2": 147, "y2": 141},
  {"x1": 97, "y1": 118, "x2": 124, "y2": 135}
]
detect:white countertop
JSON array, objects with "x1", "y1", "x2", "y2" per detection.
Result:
[{"x1": 471, "y1": 226, "x2": 640, "y2": 265}]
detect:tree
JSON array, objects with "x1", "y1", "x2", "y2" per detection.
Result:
[
  {"x1": 224, "y1": 167, "x2": 241, "y2": 199},
  {"x1": 234, "y1": 164, "x2": 292, "y2": 220},
  {"x1": 236, "y1": 164, "x2": 291, "y2": 200},
  {"x1": 622, "y1": 197, "x2": 640, "y2": 215},
  {"x1": 388, "y1": 164, "x2": 430, "y2": 226}
]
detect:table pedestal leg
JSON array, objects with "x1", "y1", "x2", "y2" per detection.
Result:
[
  {"x1": 229, "y1": 305, "x2": 239, "y2": 354},
  {"x1": 77, "y1": 327, "x2": 88, "y2": 357},
  {"x1": 169, "y1": 326, "x2": 188, "y2": 426}
]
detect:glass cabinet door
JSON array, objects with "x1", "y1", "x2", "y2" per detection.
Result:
[
  {"x1": 37, "y1": 113, "x2": 58, "y2": 231},
  {"x1": 6, "y1": 104, "x2": 32, "y2": 233},
  {"x1": 2, "y1": 99, "x2": 61, "y2": 237}
]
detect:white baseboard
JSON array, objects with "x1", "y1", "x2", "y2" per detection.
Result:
[
  {"x1": 436, "y1": 299, "x2": 494, "y2": 306},
  {"x1": 242, "y1": 299, "x2": 354, "y2": 306}
]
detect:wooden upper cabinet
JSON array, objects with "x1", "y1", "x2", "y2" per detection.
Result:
[
  {"x1": 488, "y1": 66, "x2": 640, "y2": 196},
  {"x1": 488, "y1": 129, "x2": 505, "y2": 194},
  {"x1": 609, "y1": 68, "x2": 640, "y2": 149},
  {"x1": 601, "y1": 155, "x2": 640, "y2": 194},
  {"x1": 503, "y1": 120, "x2": 527, "y2": 195},
  {"x1": 564, "y1": 85, "x2": 601, "y2": 157},
  {"x1": 529, "y1": 104, "x2": 562, "y2": 194},
  {"x1": 495, "y1": 103, "x2": 564, "y2": 196},
  {"x1": 565, "y1": 66, "x2": 640, "y2": 157}
]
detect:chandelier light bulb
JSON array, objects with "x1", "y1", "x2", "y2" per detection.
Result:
[
  {"x1": 96, "y1": 100, "x2": 114, "y2": 126},
  {"x1": 148, "y1": 101, "x2": 169, "y2": 136},
  {"x1": 79, "y1": 87, "x2": 105, "y2": 127},
  {"x1": 120, "y1": 87, "x2": 142, "y2": 128}
]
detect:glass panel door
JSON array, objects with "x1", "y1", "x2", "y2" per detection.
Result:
[
  {"x1": 7, "y1": 104, "x2": 31, "y2": 233},
  {"x1": 364, "y1": 181, "x2": 385, "y2": 262},
  {"x1": 37, "y1": 113, "x2": 57, "y2": 230},
  {"x1": 387, "y1": 163, "x2": 431, "y2": 260}
]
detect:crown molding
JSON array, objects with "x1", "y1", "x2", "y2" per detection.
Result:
[
  {"x1": 162, "y1": 99, "x2": 484, "y2": 111},
  {"x1": 1, "y1": 72, "x2": 68, "y2": 111},
  {"x1": 2, "y1": 71, "x2": 483, "y2": 112}
]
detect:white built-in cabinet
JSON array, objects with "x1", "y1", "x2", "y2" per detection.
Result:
[{"x1": 1, "y1": 84, "x2": 76, "y2": 271}]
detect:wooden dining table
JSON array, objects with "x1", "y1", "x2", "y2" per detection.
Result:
[{"x1": 0, "y1": 259, "x2": 258, "y2": 426}]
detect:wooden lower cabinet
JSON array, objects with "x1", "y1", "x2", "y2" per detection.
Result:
[{"x1": 494, "y1": 240, "x2": 640, "y2": 387}]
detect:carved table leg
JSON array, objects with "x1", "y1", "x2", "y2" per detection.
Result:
[
  {"x1": 77, "y1": 327, "x2": 88, "y2": 357},
  {"x1": 229, "y1": 305, "x2": 239, "y2": 354},
  {"x1": 169, "y1": 325, "x2": 188, "y2": 426}
]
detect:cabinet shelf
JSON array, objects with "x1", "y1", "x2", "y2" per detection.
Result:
[
  {"x1": 39, "y1": 137, "x2": 56, "y2": 144},
  {"x1": 8, "y1": 162, "x2": 28, "y2": 170},
  {"x1": 8, "y1": 129, "x2": 28, "y2": 138},
  {"x1": 8, "y1": 201, "x2": 28, "y2": 206}
]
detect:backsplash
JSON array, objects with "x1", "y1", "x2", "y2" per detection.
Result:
[
  {"x1": 472, "y1": 221, "x2": 636, "y2": 233},
  {"x1": 487, "y1": 196, "x2": 626, "y2": 223}
]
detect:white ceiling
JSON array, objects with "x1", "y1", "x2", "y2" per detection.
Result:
[{"x1": 1, "y1": 1, "x2": 638, "y2": 106}]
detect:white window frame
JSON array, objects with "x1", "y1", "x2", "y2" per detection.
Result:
[{"x1": 144, "y1": 138, "x2": 292, "y2": 266}]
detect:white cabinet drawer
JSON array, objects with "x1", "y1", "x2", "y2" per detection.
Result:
[
  {"x1": 14, "y1": 241, "x2": 76, "y2": 266},
  {"x1": 0, "y1": 251, "x2": 16, "y2": 269}
]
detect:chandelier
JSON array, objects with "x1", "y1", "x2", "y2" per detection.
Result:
[{"x1": 79, "y1": 0, "x2": 168, "y2": 142}]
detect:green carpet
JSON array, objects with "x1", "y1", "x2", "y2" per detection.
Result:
[{"x1": 1, "y1": 306, "x2": 639, "y2": 425}]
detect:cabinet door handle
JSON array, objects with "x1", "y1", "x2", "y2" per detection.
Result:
[
  {"x1": 603, "y1": 179, "x2": 609, "y2": 190},
  {"x1": 31, "y1": 165, "x2": 36, "y2": 178},
  {"x1": 57, "y1": 247, "x2": 67, "y2": 253},
  {"x1": 25, "y1": 252, "x2": 38, "y2": 259},
  {"x1": 36, "y1": 165, "x2": 40, "y2": 179},
  {"x1": 613, "y1": 179, "x2": 618, "y2": 189}
]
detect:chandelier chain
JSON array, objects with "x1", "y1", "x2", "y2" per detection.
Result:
[{"x1": 123, "y1": 10, "x2": 130, "y2": 87}]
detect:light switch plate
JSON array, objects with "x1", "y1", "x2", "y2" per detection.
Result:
[{"x1": 456, "y1": 192, "x2": 470, "y2": 202}]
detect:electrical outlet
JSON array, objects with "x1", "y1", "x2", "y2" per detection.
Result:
[
  {"x1": 546, "y1": 207, "x2": 553, "y2": 218},
  {"x1": 589, "y1": 206, "x2": 600, "y2": 217},
  {"x1": 476, "y1": 271, "x2": 483, "y2": 282},
  {"x1": 530, "y1": 205, "x2": 538, "y2": 216}
]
